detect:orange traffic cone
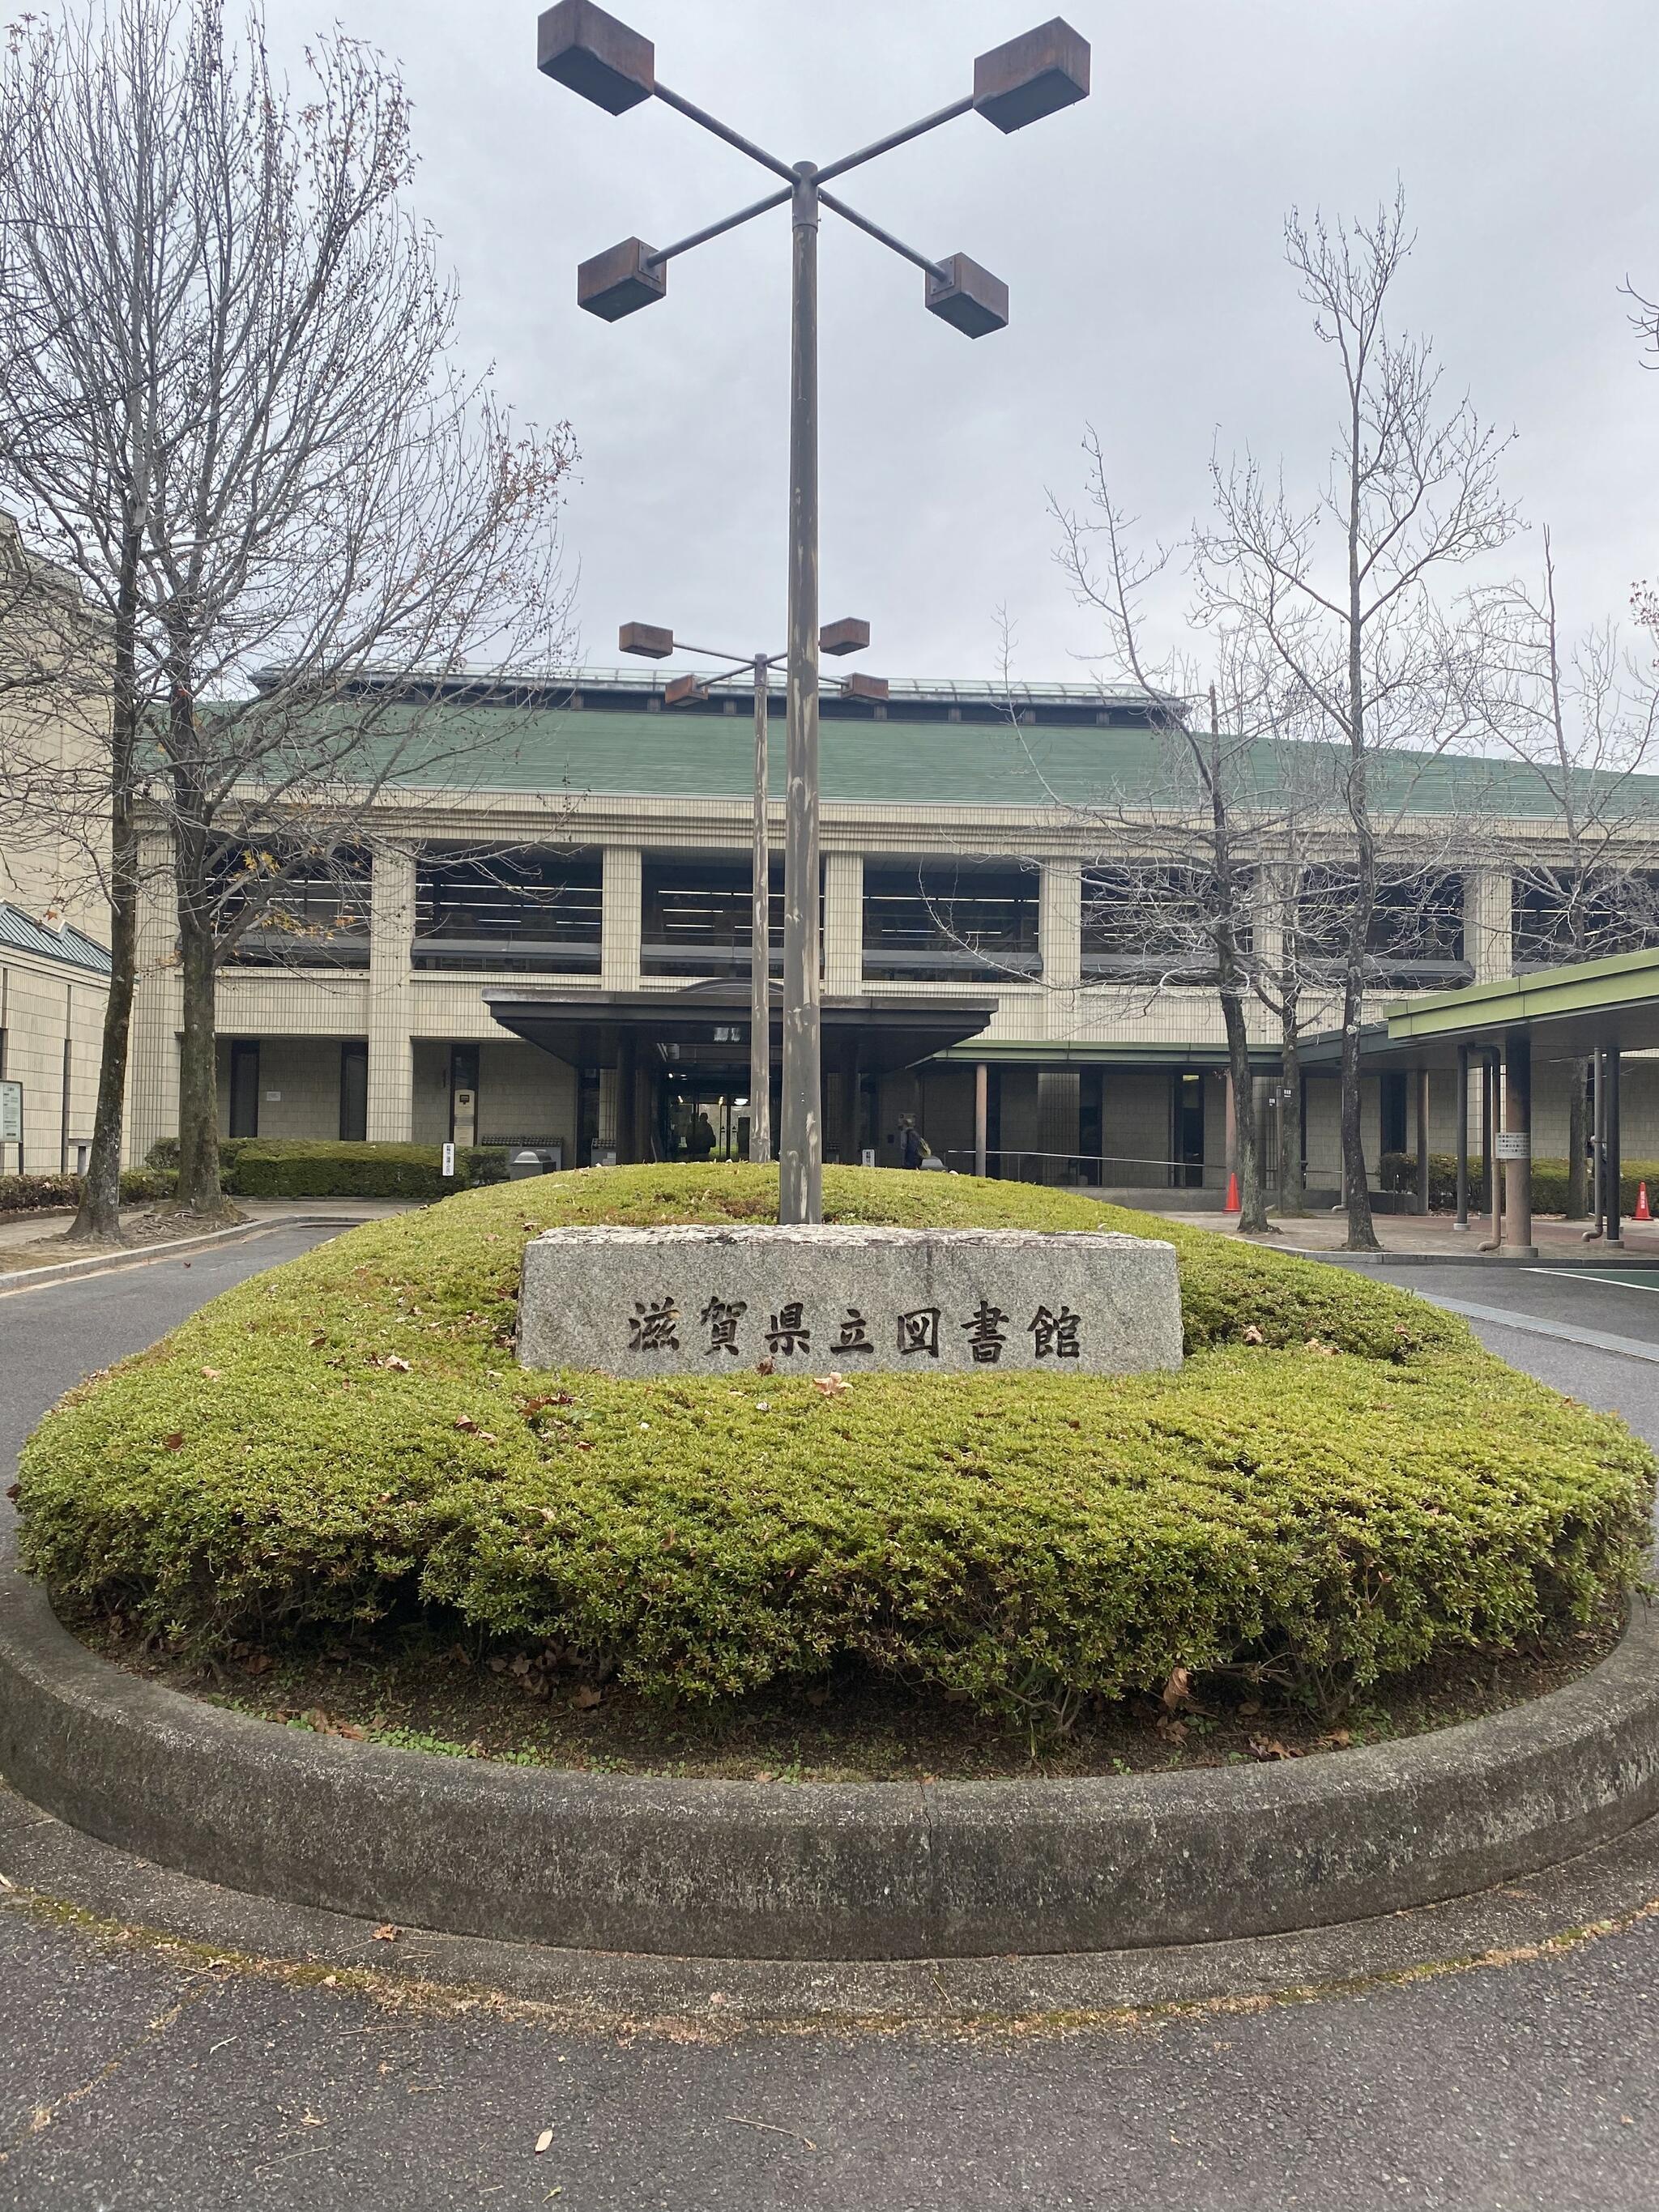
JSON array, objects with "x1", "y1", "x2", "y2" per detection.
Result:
[
  {"x1": 1225, "y1": 1171, "x2": 1240, "y2": 1213},
  {"x1": 1637, "y1": 1182, "x2": 1652, "y2": 1224}
]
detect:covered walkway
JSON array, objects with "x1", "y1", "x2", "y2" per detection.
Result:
[{"x1": 1309, "y1": 946, "x2": 1659, "y2": 1259}]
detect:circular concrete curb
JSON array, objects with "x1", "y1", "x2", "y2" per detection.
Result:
[{"x1": 2, "y1": 1561, "x2": 1656, "y2": 1963}]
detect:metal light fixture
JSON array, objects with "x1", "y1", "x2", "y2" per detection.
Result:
[
  {"x1": 547, "y1": 15, "x2": 1091, "y2": 1220},
  {"x1": 616, "y1": 617, "x2": 876, "y2": 1170}
]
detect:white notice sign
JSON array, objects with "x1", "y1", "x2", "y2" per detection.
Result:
[
  {"x1": 1493, "y1": 1131, "x2": 1530, "y2": 1161},
  {"x1": 0, "y1": 1080, "x2": 19, "y2": 1144},
  {"x1": 441, "y1": 1142, "x2": 457, "y2": 1178}
]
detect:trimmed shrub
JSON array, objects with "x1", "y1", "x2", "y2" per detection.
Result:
[
  {"x1": 0, "y1": 1167, "x2": 175, "y2": 1217},
  {"x1": 223, "y1": 1138, "x2": 507, "y2": 1201},
  {"x1": 1381, "y1": 1152, "x2": 1659, "y2": 1217},
  {"x1": 15, "y1": 1166, "x2": 1653, "y2": 1715}
]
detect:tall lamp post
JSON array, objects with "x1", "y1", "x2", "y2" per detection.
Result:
[
  {"x1": 539, "y1": 5, "x2": 1090, "y2": 1221},
  {"x1": 617, "y1": 617, "x2": 881, "y2": 1169}
]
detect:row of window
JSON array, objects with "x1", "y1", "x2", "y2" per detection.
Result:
[{"x1": 211, "y1": 847, "x2": 1659, "y2": 985}]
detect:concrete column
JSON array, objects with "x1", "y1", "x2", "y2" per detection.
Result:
[
  {"x1": 127, "y1": 826, "x2": 183, "y2": 1163},
  {"x1": 1040, "y1": 862, "x2": 1082, "y2": 1040},
  {"x1": 975, "y1": 1062, "x2": 989, "y2": 1179},
  {"x1": 1500, "y1": 1030, "x2": 1536, "y2": 1258},
  {"x1": 1037, "y1": 1069, "x2": 1080, "y2": 1183},
  {"x1": 1414, "y1": 1067, "x2": 1431, "y2": 1215},
  {"x1": 601, "y1": 846, "x2": 642, "y2": 994},
  {"x1": 823, "y1": 851, "x2": 863, "y2": 996},
  {"x1": 365, "y1": 846, "x2": 415, "y2": 1143},
  {"x1": 616, "y1": 1029, "x2": 638, "y2": 1164},
  {"x1": 1466, "y1": 867, "x2": 1512, "y2": 984}
]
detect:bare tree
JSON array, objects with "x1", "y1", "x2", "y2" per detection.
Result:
[
  {"x1": 1192, "y1": 189, "x2": 1518, "y2": 1250},
  {"x1": 1467, "y1": 531, "x2": 1659, "y2": 1212},
  {"x1": 1049, "y1": 452, "x2": 1285, "y2": 1231},
  {"x1": 0, "y1": 1, "x2": 574, "y2": 1230}
]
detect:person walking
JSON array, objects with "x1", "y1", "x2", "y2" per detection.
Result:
[{"x1": 897, "y1": 1113, "x2": 927, "y2": 1170}]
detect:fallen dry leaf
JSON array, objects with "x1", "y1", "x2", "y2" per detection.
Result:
[
  {"x1": 1161, "y1": 1666, "x2": 1192, "y2": 1712},
  {"x1": 200, "y1": 1366, "x2": 221, "y2": 1380},
  {"x1": 162, "y1": 1433, "x2": 185, "y2": 1451},
  {"x1": 454, "y1": 1415, "x2": 480, "y2": 1434},
  {"x1": 1248, "y1": 1737, "x2": 1303, "y2": 1762},
  {"x1": 535, "y1": 2129, "x2": 554, "y2": 2154},
  {"x1": 812, "y1": 1372, "x2": 850, "y2": 1397},
  {"x1": 570, "y1": 1686, "x2": 603, "y2": 1711},
  {"x1": 373, "y1": 1924, "x2": 399, "y2": 1942},
  {"x1": 1241, "y1": 1325, "x2": 1265, "y2": 1345}
]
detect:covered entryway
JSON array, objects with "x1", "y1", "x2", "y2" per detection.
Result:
[
  {"x1": 483, "y1": 982, "x2": 997, "y2": 1167},
  {"x1": 1311, "y1": 947, "x2": 1659, "y2": 1258}
]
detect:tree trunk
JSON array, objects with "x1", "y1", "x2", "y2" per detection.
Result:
[
  {"x1": 1222, "y1": 986, "x2": 1273, "y2": 1234},
  {"x1": 1566, "y1": 1056, "x2": 1589, "y2": 1219},
  {"x1": 1340, "y1": 953, "x2": 1379, "y2": 1251},
  {"x1": 1277, "y1": 1016, "x2": 1307, "y2": 1215},
  {"x1": 173, "y1": 898, "x2": 226, "y2": 1217},
  {"x1": 67, "y1": 518, "x2": 143, "y2": 1242}
]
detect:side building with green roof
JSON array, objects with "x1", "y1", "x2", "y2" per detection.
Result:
[{"x1": 120, "y1": 667, "x2": 1659, "y2": 1198}]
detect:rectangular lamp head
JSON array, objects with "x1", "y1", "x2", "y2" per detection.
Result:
[
  {"x1": 842, "y1": 671, "x2": 889, "y2": 703},
  {"x1": 663, "y1": 672, "x2": 708, "y2": 708},
  {"x1": 619, "y1": 620, "x2": 674, "y2": 658},
  {"x1": 578, "y1": 237, "x2": 667, "y2": 322},
  {"x1": 537, "y1": 1, "x2": 655, "y2": 114},
  {"x1": 819, "y1": 617, "x2": 871, "y2": 658},
  {"x1": 974, "y1": 19, "x2": 1090, "y2": 133},
  {"x1": 926, "y1": 254, "x2": 1009, "y2": 339}
]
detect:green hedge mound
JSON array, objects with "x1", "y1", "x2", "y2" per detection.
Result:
[{"x1": 15, "y1": 1165, "x2": 1653, "y2": 1718}]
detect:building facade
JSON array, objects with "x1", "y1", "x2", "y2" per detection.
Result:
[{"x1": 113, "y1": 668, "x2": 1659, "y2": 1193}]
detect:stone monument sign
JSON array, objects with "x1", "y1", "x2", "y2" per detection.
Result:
[{"x1": 518, "y1": 1224, "x2": 1183, "y2": 1379}]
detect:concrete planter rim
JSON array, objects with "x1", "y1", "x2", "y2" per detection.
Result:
[{"x1": 2, "y1": 1552, "x2": 1655, "y2": 1963}]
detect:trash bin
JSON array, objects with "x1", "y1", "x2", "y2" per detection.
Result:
[{"x1": 508, "y1": 1146, "x2": 563, "y2": 1180}]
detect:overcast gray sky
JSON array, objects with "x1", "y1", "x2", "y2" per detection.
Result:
[{"x1": 262, "y1": 0, "x2": 1659, "y2": 685}]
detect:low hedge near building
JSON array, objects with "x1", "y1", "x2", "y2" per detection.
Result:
[
  {"x1": 15, "y1": 1166, "x2": 1653, "y2": 1720},
  {"x1": 145, "y1": 1136, "x2": 510, "y2": 1200},
  {"x1": 0, "y1": 1167, "x2": 175, "y2": 1218},
  {"x1": 1380, "y1": 1152, "x2": 1659, "y2": 1216}
]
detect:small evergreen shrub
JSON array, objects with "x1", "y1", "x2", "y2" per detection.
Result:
[
  {"x1": 15, "y1": 1165, "x2": 1652, "y2": 1715},
  {"x1": 223, "y1": 1139, "x2": 507, "y2": 1200},
  {"x1": 1380, "y1": 1152, "x2": 1659, "y2": 1216},
  {"x1": 0, "y1": 1167, "x2": 175, "y2": 1217}
]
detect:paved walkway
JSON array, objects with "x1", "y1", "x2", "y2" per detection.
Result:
[
  {"x1": 4, "y1": 1230, "x2": 1659, "y2": 2206},
  {"x1": 0, "y1": 1197, "x2": 412, "y2": 1264},
  {"x1": 1153, "y1": 1204, "x2": 1659, "y2": 1263}
]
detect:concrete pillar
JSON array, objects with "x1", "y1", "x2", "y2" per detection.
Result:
[
  {"x1": 835, "y1": 1035, "x2": 861, "y2": 1163},
  {"x1": 1500, "y1": 1030, "x2": 1536, "y2": 1258},
  {"x1": 366, "y1": 846, "x2": 415, "y2": 1143},
  {"x1": 1040, "y1": 861, "x2": 1082, "y2": 1040},
  {"x1": 601, "y1": 846, "x2": 642, "y2": 994},
  {"x1": 1414, "y1": 1067, "x2": 1431, "y2": 1216},
  {"x1": 616, "y1": 1029, "x2": 638, "y2": 1163},
  {"x1": 824, "y1": 851, "x2": 863, "y2": 995},
  {"x1": 975, "y1": 1061, "x2": 989, "y2": 1179},
  {"x1": 1466, "y1": 868, "x2": 1512, "y2": 984},
  {"x1": 1037, "y1": 1068, "x2": 1080, "y2": 1183}
]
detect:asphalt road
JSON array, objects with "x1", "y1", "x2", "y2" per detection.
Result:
[{"x1": 5, "y1": 1238, "x2": 1659, "y2": 2210}]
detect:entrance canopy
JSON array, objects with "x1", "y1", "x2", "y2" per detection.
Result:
[
  {"x1": 1302, "y1": 945, "x2": 1659, "y2": 1256},
  {"x1": 483, "y1": 981, "x2": 996, "y2": 1076},
  {"x1": 1304, "y1": 946, "x2": 1659, "y2": 1076}
]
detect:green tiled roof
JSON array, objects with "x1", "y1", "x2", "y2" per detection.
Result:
[{"x1": 382, "y1": 705, "x2": 1659, "y2": 820}]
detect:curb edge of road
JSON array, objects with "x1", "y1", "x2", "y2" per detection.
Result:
[
  {"x1": 2, "y1": 1554, "x2": 1657, "y2": 1966},
  {"x1": 0, "y1": 1213, "x2": 374, "y2": 1296}
]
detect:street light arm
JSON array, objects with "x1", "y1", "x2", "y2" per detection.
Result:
[
  {"x1": 652, "y1": 81, "x2": 798, "y2": 184},
  {"x1": 817, "y1": 188, "x2": 949, "y2": 281},
  {"x1": 646, "y1": 183, "x2": 794, "y2": 270},
  {"x1": 814, "y1": 95, "x2": 975, "y2": 185}
]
